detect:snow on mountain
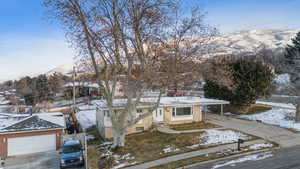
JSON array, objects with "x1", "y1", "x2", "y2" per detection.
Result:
[
  {"x1": 211, "y1": 29, "x2": 298, "y2": 55},
  {"x1": 45, "y1": 29, "x2": 298, "y2": 76},
  {"x1": 46, "y1": 63, "x2": 73, "y2": 75}
]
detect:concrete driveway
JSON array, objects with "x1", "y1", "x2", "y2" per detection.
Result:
[
  {"x1": 207, "y1": 113, "x2": 300, "y2": 147},
  {"x1": 3, "y1": 151, "x2": 84, "y2": 169}
]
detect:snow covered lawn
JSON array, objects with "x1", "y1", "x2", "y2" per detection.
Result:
[
  {"x1": 239, "y1": 108, "x2": 300, "y2": 131},
  {"x1": 76, "y1": 110, "x2": 96, "y2": 129},
  {"x1": 212, "y1": 151, "x2": 273, "y2": 169},
  {"x1": 187, "y1": 129, "x2": 251, "y2": 149}
]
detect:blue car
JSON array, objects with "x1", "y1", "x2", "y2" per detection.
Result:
[{"x1": 60, "y1": 139, "x2": 84, "y2": 169}]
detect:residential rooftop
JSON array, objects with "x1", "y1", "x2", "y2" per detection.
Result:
[
  {"x1": 96, "y1": 96, "x2": 230, "y2": 110},
  {"x1": 0, "y1": 112, "x2": 65, "y2": 133}
]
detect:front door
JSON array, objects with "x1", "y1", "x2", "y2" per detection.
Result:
[{"x1": 154, "y1": 108, "x2": 164, "y2": 122}]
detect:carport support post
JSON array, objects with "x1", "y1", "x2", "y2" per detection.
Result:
[{"x1": 220, "y1": 104, "x2": 224, "y2": 116}]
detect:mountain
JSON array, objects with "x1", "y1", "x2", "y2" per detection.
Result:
[
  {"x1": 46, "y1": 29, "x2": 299, "y2": 75},
  {"x1": 46, "y1": 63, "x2": 74, "y2": 75},
  {"x1": 211, "y1": 29, "x2": 299, "y2": 55}
]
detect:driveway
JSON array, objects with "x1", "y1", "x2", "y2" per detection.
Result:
[
  {"x1": 3, "y1": 151, "x2": 84, "y2": 169},
  {"x1": 207, "y1": 113, "x2": 300, "y2": 147}
]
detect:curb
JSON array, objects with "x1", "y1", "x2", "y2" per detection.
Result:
[{"x1": 177, "y1": 147, "x2": 280, "y2": 169}]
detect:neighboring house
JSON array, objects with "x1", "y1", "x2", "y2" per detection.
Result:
[
  {"x1": 96, "y1": 96, "x2": 229, "y2": 139},
  {"x1": 64, "y1": 82, "x2": 101, "y2": 98},
  {"x1": 0, "y1": 112, "x2": 65, "y2": 157},
  {"x1": 63, "y1": 81, "x2": 124, "y2": 98}
]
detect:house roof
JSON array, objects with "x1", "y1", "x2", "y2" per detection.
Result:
[
  {"x1": 96, "y1": 96, "x2": 230, "y2": 110},
  {"x1": 0, "y1": 112, "x2": 65, "y2": 133},
  {"x1": 63, "y1": 82, "x2": 99, "y2": 88}
]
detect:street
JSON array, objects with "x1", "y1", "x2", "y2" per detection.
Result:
[
  {"x1": 191, "y1": 145, "x2": 300, "y2": 169},
  {"x1": 3, "y1": 151, "x2": 85, "y2": 169}
]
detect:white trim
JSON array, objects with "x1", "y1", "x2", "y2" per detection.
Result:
[{"x1": 0, "y1": 128, "x2": 63, "y2": 135}]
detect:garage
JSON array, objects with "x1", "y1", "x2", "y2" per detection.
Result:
[
  {"x1": 0, "y1": 113, "x2": 65, "y2": 158},
  {"x1": 8, "y1": 134, "x2": 56, "y2": 156}
]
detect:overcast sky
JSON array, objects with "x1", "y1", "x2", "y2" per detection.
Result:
[{"x1": 1, "y1": 0, "x2": 300, "y2": 81}]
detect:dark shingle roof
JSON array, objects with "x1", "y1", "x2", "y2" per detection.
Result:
[{"x1": 1, "y1": 115, "x2": 63, "y2": 133}]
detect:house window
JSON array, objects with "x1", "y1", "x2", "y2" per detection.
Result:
[
  {"x1": 137, "y1": 109, "x2": 143, "y2": 113},
  {"x1": 136, "y1": 127, "x2": 144, "y2": 131},
  {"x1": 172, "y1": 107, "x2": 193, "y2": 116}
]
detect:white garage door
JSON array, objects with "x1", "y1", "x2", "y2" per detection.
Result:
[{"x1": 8, "y1": 134, "x2": 56, "y2": 156}]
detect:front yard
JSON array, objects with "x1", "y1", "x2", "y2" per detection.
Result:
[
  {"x1": 87, "y1": 127, "x2": 258, "y2": 169},
  {"x1": 169, "y1": 122, "x2": 221, "y2": 131}
]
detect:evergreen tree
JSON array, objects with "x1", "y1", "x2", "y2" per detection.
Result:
[
  {"x1": 204, "y1": 59, "x2": 274, "y2": 105},
  {"x1": 36, "y1": 74, "x2": 52, "y2": 102},
  {"x1": 285, "y1": 31, "x2": 300, "y2": 66}
]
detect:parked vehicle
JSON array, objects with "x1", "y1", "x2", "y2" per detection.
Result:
[{"x1": 60, "y1": 139, "x2": 84, "y2": 168}]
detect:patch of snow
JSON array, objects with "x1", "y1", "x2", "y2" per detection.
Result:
[
  {"x1": 249, "y1": 143, "x2": 273, "y2": 150},
  {"x1": 0, "y1": 96, "x2": 9, "y2": 105},
  {"x1": 200, "y1": 130, "x2": 250, "y2": 146},
  {"x1": 256, "y1": 101, "x2": 295, "y2": 110},
  {"x1": 76, "y1": 110, "x2": 96, "y2": 129},
  {"x1": 187, "y1": 130, "x2": 250, "y2": 149},
  {"x1": 77, "y1": 103, "x2": 96, "y2": 110},
  {"x1": 112, "y1": 162, "x2": 137, "y2": 169},
  {"x1": 275, "y1": 74, "x2": 290, "y2": 86},
  {"x1": 0, "y1": 113, "x2": 28, "y2": 130},
  {"x1": 212, "y1": 151, "x2": 273, "y2": 169},
  {"x1": 86, "y1": 135, "x2": 95, "y2": 141},
  {"x1": 100, "y1": 141, "x2": 113, "y2": 146},
  {"x1": 36, "y1": 112, "x2": 66, "y2": 127},
  {"x1": 272, "y1": 94, "x2": 300, "y2": 98},
  {"x1": 112, "y1": 153, "x2": 136, "y2": 169},
  {"x1": 223, "y1": 112, "x2": 234, "y2": 116},
  {"x1": 160, "y1": 145, "x2": 180, "y2": 154},
  {"x1": 240, "y1": 109, "x2": 300, "y2": 131}
]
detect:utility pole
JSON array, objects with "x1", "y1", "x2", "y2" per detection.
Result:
[{"x1": 72, "y1": 66, "x2": 76, "y2": 109}]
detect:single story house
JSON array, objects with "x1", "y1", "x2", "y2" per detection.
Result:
[
  {"x1": 0, "y1": 112, "x2": 65, "y2": 157},
  {"x1": 96, "y1": 96, "x2": 229, "y2": 139}
]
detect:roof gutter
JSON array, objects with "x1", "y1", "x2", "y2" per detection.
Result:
[{"x1": 0, "y1": 127, "x2": 65, "y2": 135}]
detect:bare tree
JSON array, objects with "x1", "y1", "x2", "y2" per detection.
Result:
[{"x1": 44, "y1": 0, "x2": 216, "y2": 147}]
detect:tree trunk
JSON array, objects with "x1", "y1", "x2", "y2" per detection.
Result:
[
  {"x1": 295, "y1": 102, "x2": 300, "y2": 123},
  {"x1": 112, "y1": 129, "x2": 126, "y2": 147}
]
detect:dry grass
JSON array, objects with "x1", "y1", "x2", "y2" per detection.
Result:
[
  {"x1": 87, "y1": 146, "x2": 102, "y2": 169},
  {"x1": 170, "y1": 122, "x2": 221, "y2": 131},
  {"x1": 246, "y1": 104, "x2": 272, "y2": 115},
  {"x1": 114, "y1": 131, "x2": 205, "y2": 163}
]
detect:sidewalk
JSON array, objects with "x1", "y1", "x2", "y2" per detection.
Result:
[
  {"x1": 124, "y1": 139, "x2": 265, "y2": 169},
  {"x1": 157, "y1": 125, "x2": 225, "y2": 134}
]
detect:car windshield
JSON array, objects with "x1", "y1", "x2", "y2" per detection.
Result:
[{"x1": 62, "y1": 144, "x2": 81, "y2": 154}]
